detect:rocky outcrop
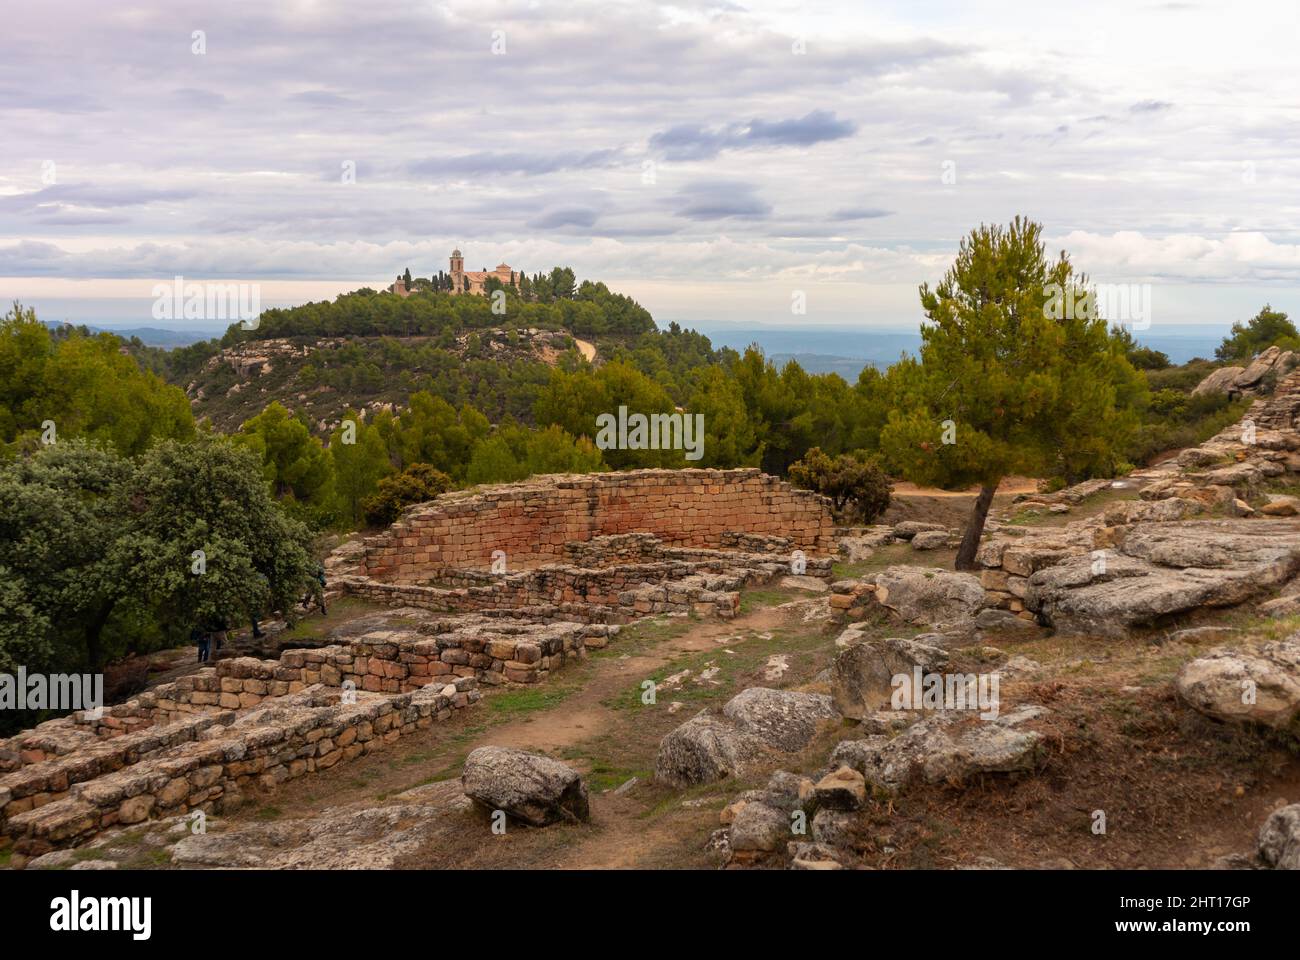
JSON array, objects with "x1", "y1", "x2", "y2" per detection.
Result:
[
  {"x1": 911, "y1": 530, "x2": 952, "y2": 550},
  {"x1": 461, "y1": 746, "x2": 590, "y2": 826},
  {"x1": 891, "y1": 521, "x2": 946, "y2": 541},
  {"x1": 655, "y1": 687, "x2": 838, "y2": 787},
  {"x1": 830, "y1": 565, "x2": 987, "y2": 632},
  {"x1": 1191, "y1": 365, "x2": 1247, "y2": 397},
  {"x1": 1024, "y1": 520, "x2": 1300, "y2": 636},
  {"x1": 1176, "y1": 637, "x2": 1300, "y2": 732},
  {"x1": 828, "y1": 706, "x2": 1048, "y2": 794},
  {"x1": 831, "y1": 635, "x2": 950, "y2": 719},
  {"x1": 721, "y1": 687, "x2": 839, "y2": 751},
  {"x1": 1192, "y1": 346, "x2": 1297, "y2": 398}
]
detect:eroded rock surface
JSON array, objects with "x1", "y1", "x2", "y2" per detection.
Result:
[
  {"x1": 461, "y1": 746, "x2": 590, "y2": 826},
  {"x1": 870, "y1": 566, "x2": 988, "y2": 630},
  {"x1": 1177, "y1": 637, "x2": 1300, "y2": 732},
  {"x1": 655, "y1": 687, "x2": 838, "y2": 787},
  {"x1": 1025, "y1": 521, "x2": 1300, "y2": 636},
  {"x1": 831, "y1": 636, "x2": 950, "y2": 720},
  {"x1": 829, "y1": 706, "x2": 1048, "y2": 794}
]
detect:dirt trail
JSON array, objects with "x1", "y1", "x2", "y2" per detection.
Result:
[
  {"x1": 471, "y1": 614, "x2": 766, "y2": 754},
  {"x1": 212, "y1": 599, "x2": 819, "y2": 869},
  {"x1": 891, "y1": 475, "x2": 1039, "y2": 498}
]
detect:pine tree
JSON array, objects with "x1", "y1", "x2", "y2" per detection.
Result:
[{"x1": 880, "y1": 217, "x2": 1146, "y2": 569}]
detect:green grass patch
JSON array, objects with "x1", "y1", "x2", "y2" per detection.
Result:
[
  {"x1": 485, "y1": 681, "x2": 582, "y2": 720},
  {"x1": 738, "y1": 587, "x2": 799, "y2": 614},
  {"x1": 273, "y1": 596, "x2": 381, "y2": 644}
]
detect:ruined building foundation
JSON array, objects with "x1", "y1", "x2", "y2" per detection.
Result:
[{"x1": 1, "y1": 469, "x2": 834, "y2": 857}]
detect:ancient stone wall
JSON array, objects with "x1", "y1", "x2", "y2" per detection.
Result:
[
  {"x1": 344, "y1": 468, "x2": 835, "y2": 582},
  {"x1": 3, "y1": 680, "x2": 479, "y2": 855}
]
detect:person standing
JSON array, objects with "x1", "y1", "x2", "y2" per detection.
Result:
[{"x1": 191, "y1": 624, "x2": 210, "y2": 663}]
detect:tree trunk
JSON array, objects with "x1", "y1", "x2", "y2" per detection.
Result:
[
  {"x1": 955, "y1": 482, "x2": 998, "y2": 571},
  {"x1": 84, "y1": 599, "x2": 117, "y2": 672}
]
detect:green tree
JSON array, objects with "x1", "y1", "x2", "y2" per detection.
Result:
[
  {"x1": 466, "y1": 422, "x2": 605, "y2": 484},
  {"x1": 233, "y1": 402, "x2": 334, "y2": 513},
  {"x1": 534, "y1": 360, "x2": 682, "y2": 468},
  {"x1": 880, "y1": 217, "x2": 1145, "y2": 569},
  {"x1": 0, "y1": 441, "x2": 132, "y2": 676},
  {"x1": 0, "y1": 303, "x2": 194, "y2": 455},
  {"x1": 118, "y1": 436, "x2": 317, "y2": 650},
  {"x1": 0, "y1": 437, "x2": 315, "y2": 691},
  {"x1": 329, "y1": 412, "x2": 392, "y2": 526},
  {"x1": 372, "y1": 392, "x2": 490, "y2": 480},
  {"x1": 687, "y1": 365, "x2": 760, "y2": 467},
  {"x1": 1216, "y1": 305, "x2": 1298, "y2": 361},
  {"x1": 1111, "y1": 324, "x2": 1171, "y2": 370}
]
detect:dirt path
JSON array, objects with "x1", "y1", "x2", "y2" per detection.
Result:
[
  {"x1": 891, "y1": 475, "x2": 1039, "y2": 498},
  {"x1": 573, "y1": 337, "x2": 597, "y2": 362},
  {"x1": 210, "y1": 596, "x2": 830, "y2": 869}
]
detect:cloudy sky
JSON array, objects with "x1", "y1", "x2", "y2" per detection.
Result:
[{"x1": 2, "y1": 0, "x2": 1298, "y2": 331}]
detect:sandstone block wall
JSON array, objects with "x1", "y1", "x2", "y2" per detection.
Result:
[
  {"x1": 348, "y1": 468, "x2": 835, "y2": 582},
  {"x1": 4, "y1": 680, "x2": 479, "y2": 855}
]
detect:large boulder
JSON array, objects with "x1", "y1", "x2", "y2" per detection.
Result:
[
  {"x1": 829, "y1": 706, "x2": 1047, "y2": 794},
  {"x1": 654, "y1": 712, "x2": 763, "y2": 787},
  {"x1": 721, "y1": 687, "x2": 839, "y2": 751},
  {"x1": 870, "y1": 565, "x2": 987, "y2": 631},
  {"x1": 461, "y1": 746, "x2": 590, "y2": 826},
  {"x1": 1191, "y1": 366, "x2": 1246, "y2": 397},
  {"x1": 911, "y1": 530, "x2": 951, "y2": 550},
  {"x1": 723, "y1": 771, "x2": 813, "y2": 861},
  {"x1": 1258, "y1": 803, "x2": 1300, "y2": 869},
  {"x1": 831, "y1": 636, "x2": 950, "y2": 719},
  {"x1": 1235, "y1": 345, "x2": 1283, "y2": 389},
  {"x1": 1176, "y1": 638, "x2": 1300, "y2": 732},
  {"x1": 656, "y1": 688, "x2": 838, "y2": 787},
  {"x1": 891, "y1": 521, "x2": 946, "y2": 541}
]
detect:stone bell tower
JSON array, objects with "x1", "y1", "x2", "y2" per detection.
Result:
[{"x1": 450, "y1": 247, "x2": 464, "y2": 289}]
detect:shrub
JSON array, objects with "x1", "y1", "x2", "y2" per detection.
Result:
[
  {"x1": 361, "y1": 462, "x2": 453, "y2": 526},
  {"x1": 788, "y1": 447, "x2": 891, "y2": 522}
]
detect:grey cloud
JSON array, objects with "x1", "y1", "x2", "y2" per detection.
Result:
[
  {"x1": 171, "y1": 88, "x2": 228, "y2": 109},
  {"x1": 0, "y1": 183, "x2": 199, "y2": 214},
  {"x1": 830, "y1": 208, "x2": 893, "y2": 221},
  {"x1": 528, "y1": 206, "x2": 601, "y2": 229},
  {"x1": 409, "y1": 150, "x2": 626, "y2": 178},
  {"x1": 289, "y1": 90, "x2": 358, "y2": 108},
  {"x1": 672, "y1": 181, "x2": 771, "y2": 221},
  {"x1": 650, "y1": 110, "x2": 857, "y2": 160}
]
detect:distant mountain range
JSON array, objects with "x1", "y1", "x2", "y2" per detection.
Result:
[
  {"x1": 44, "y1": 321, "x2": 219, "y2": 348},
  {"x1": 44, "y1": 318, "x2": 1232, "y2": 371},
  {"x1": 693, "y1": 326, "x2": 1231, "y2": 377}
]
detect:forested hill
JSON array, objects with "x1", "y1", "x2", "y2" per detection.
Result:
[
  {"x1": 134, "y1": 278, "x2": 722, "y2": 436},
  {"x1": 122, "y1": 273, "x2": 1265, "y2": 492}
]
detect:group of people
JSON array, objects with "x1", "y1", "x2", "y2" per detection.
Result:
[{"x1": 191, "y1": 564, "x2": 329, "y2": 664}]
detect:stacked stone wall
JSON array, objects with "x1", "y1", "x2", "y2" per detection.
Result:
[{"x1": 346, "y1": 469, "x2": 835, "y2": 582}]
